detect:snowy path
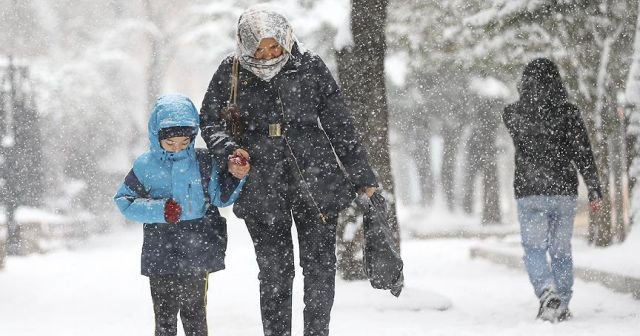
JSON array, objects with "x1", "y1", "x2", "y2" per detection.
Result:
[{"x1": 1, "y1": 211, "x2": 638, "y2": 336}]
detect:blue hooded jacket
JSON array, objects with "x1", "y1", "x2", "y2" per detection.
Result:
[{"x1": 114, "y1": 93, "x2": 245, "y2": 275}]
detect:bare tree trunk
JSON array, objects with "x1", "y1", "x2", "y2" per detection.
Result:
[
  {"x1": 482, "y1": 163, "x2": 501, "y2": 224},
  {"x1": 335, "y1": 0, "x2": 396, "y2": 278},
  {"x1": 349, "y1": 0, "x2": 396, "y2": 243},
  {"x1": 590, "y1": 139, "x2": 613, "y2": 246},
  {"x1": 335, "y1": 43, "x2": 367, "y2": 281},
  {"x1": 462, "y1": 162, "x2": 477, "y2": 214},
  {"x1": 612, "y1": 109, "x2": 628, "y2": 242},
  {"x1": 441, "y1": 127, "x2": 461, "y2": 211},
  {"x1": 464, "y1": 99, "x2": 501, "y2": 224},
  {"x1": 483, "y1": 100, "x2": 502, "y2": 224},
  {"x1": 626, "y1": 0, "x2": 640, "y2": 230},
  {"x1": 1, "y1": 59, "x2": 43, "y2": 255},
  {"x1": 411, "y1": 128, "x2": 435, "y2": 206},
  {"x1": 587, "y1": 26, "x2": 625, "y2": 247}
]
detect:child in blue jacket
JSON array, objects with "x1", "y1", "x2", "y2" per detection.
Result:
[{"x1": 114, "y1": 93, "x2": 249, "y2": 336}]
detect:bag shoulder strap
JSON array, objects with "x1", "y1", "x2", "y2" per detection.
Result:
[
  {"x1": 195, "y1": 148, "x2": 213, "y2": 205},
  {"x1": 228, "y1": 57, "x2": 239, "y2": 105}
]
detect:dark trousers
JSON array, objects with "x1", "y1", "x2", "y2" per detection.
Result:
[
  {"x1": 149, "y1": 273, "x2": 209, "y2": 336},
  {"x1": 244, "y1": 198, "x2": 338, "y2": 336}
]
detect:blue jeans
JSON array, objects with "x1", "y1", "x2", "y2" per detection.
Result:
[{"x1": 517, "y1": 195, "x2": 577, "y2": 307}]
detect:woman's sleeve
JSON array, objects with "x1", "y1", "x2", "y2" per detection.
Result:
[
  {"x1": 313, "y1": 57, "x2": 378, "y2": 189},
  {"x1": 113, "y1": 169, "x2": 168, "y2": 224},
  {"x1": 208, "y1": 162, "x2": 246, "y2": 208},
  {"x1": 200, "y1": 57, "x2": 238, "y2": 168},
  {"x1": 567, "y1": 106, "x2": 602, "y2": 200}
]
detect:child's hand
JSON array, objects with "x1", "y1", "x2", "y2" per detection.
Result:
[
  {"x1": 164, "y1": 199, "x2": 182, "y2": 224},
  {"x1": 228, "y1": 148, "x2": 251, "y2": 179}
]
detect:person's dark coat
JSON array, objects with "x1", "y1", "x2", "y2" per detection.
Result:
[
  {"x1": 200, "y1": 45, "x2": 377, "y2": 219},
  {"x1": 502, "y1": 58, "x2": 602, "y2": 201}
]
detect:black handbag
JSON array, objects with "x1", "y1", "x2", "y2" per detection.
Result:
[{"x1": 357, "y1": 192, "x2": 404, "y2": 297}]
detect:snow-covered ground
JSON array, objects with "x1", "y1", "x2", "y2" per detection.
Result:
[{"x1": 1, "y1": 208, "x2": 639, "y2": 336}]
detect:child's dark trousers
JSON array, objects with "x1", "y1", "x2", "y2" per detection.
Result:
[{"x1": 149, "y1": 273, "x2": 208, "y2": 336}]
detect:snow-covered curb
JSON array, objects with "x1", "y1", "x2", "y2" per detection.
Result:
[{"x1": 469, "y1": 246, "x2": 640, "y2": 299}]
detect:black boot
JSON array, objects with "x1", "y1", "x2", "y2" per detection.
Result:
[
  {"x1": 557, "y1": 307, "x2": 572, "y2": 322},
  {"x1": 537, "y1": 287, "x2": 561, "y2": 322}
]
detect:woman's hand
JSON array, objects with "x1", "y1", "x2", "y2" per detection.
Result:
[
  {"x1": 362, "y1": 186, "x2": 377, "y2": 198},
  {"x1": 228, "y1": 148, "x2": 251, "y2": 179},
  {"x1": 590, "y1": 198, "x2": 603, "y2": 213}
]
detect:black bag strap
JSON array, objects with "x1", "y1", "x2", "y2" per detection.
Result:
[
  {"x1": 228, "y1": 57, "x2": 239, "y2": 105},
  {"x1": 195, "y1": 148, "x2": 213, "y2": 207}
]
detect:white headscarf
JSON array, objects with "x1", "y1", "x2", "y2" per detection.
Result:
[{"x1": 236, "y1": 5, "x2": 297, "y2": 81}]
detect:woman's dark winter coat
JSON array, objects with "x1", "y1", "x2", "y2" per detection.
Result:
[
  {"x1": 200, "y1": 45, "x2": 377, "y2": 219},
  {"x1": 502, "y1": 58, "x2": 602, "y2": 201}
]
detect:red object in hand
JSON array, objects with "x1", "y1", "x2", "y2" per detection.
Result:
[
  {"x1": 164, "y1": 199, "x2": 182, "y2": 224},
  {"x1": 229, "y1": 154, "x2": 248, "y2": 166}
]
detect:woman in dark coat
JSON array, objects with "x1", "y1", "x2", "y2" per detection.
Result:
[
  {"x1": 199, "y1": 5, "x2": 378, "y2": 336},
  {"x1": 502, "y1": 58, "x2": 602, "y2": 323}
]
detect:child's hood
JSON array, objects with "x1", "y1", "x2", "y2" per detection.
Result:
[{"x1": 148, "y1": 93, "x2": 199, "y2": 153}]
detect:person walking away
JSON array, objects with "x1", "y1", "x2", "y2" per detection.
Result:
[{"x1": 502, "y1": 58, "x2": 603, "y2": 322}]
